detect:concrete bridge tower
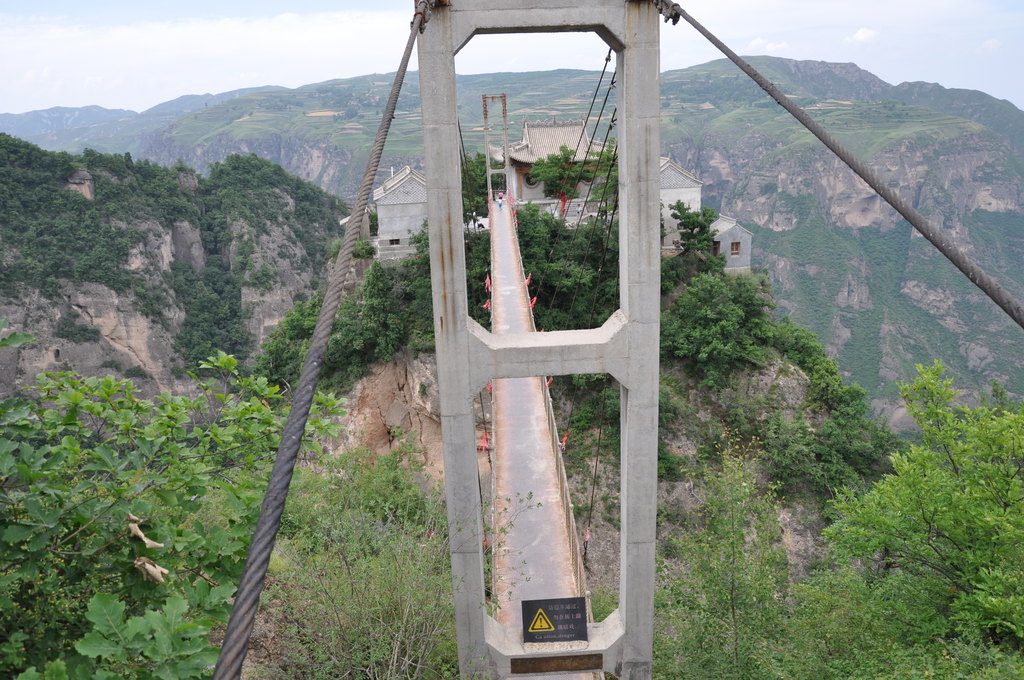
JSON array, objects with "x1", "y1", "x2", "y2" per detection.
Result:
[{"x1": 417, "y1": 2, "x2": 661, "y2": 677}]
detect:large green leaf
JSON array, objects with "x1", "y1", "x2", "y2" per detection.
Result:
[
  {"x1": 82, "y1": 594, "x2": 125, "y2": 638},
  {"x1": 73, "y1": 632, "x2": 122, "y2": 659}
]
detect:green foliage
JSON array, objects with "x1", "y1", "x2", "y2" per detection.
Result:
[
  {"x1": 123, "y1": 365, "x2": 149, "y2": 380},
  {"x1": 203, "y1": 154, "x2": 344, "y2": 232},
  {"x1": 259, "y1": 444, "x2": 457, "y2": 679},
  {"x1": 72, "y1": 593, "x2": 217, "y2": 679},
  {"x1": 668, "y1": 201, "x2": 717, "y2": 256},
  {"x1": 654, "y1": 408, "x2": 1020, "y2": 679},
  {"x1": 758, "y1": 390, "x2": 899, "y2": 497},
  {"x1": 661, "y1": 204, "x2": 726, "y2": 293},
  {"x1": 252, "y1": 293, "x2": 320, "y2": 389},
  {"x1": 54, "y1": 312, "x2": 101, "y2": 344},
  {"x1": 0, "y1": 135, "x2": 147, "y2": 296},
  {"x1": 171, "y1": 257, "x2": 251, "y2": 369},
  {"x1": 526, "y1": 145, "x2": 615, "y2": 200},
  {"x1": 256, "y1": 261, "x2": 412, "y2": 393},
  {"x1": 461, "y1": 152, "x2": 489, "y2": 224},
  {"x1": 513, "y1": 203, "x2": 619, "y2": 331},
  {"x1": 661, "y1": 272, "x2": 776, "y2": 389},
  {"x1": 0, "y1": 137, "x2": 347, "y2": 370},
  {"x1": 355, "y1": 261, "x2": 406, "y2": 363},
  {"x1": 656, "y1": 451, "x2": 788, "y2": 679},
  {"x1": 353, "y1": 238, "x2": 375, "y2": 259},
  {"x1": 0, "y1": 319, "x2": 34, "y2": 348},
  {"x1": 776, "y1": 566, "x2": 1024, "y2": 680},
  {"x1": 772, "y1": 317, "x2": 849, "y2": 409},
  {"x1": 0, "y1": 353, "x2": 345, "y2": 678},
  {"x1": 828, "y1": 362, "x2": 1024, "y2": 646}
]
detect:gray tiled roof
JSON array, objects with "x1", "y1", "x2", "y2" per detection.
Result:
[
  {"x1": 496, "y1": 119, "x2": 603, "y2": 164},
  {"x1": 711, "y1": 215, "x2": 752, "y2": 236},
  {"x1": 659, "y1": 157, "x2": 703, "y2": 189},
  {"x1": 373, "y1": 166, "x2": 427, "y2": 205}
]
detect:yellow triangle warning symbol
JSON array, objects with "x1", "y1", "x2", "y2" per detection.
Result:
[{"x1": 528, "y1": 608, "x2": 556, "y2": 633}]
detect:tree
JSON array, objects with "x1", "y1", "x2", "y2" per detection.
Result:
[
  {"x1": 661, "y1": 272, "x2": 776, "y2": 388},
  {"x1": 257, "y1": 261, "x2": 410, "y2": 393},
  {"x1": 360, "y1": 260, "x2": 405, "y2": 363},
  {"x1": 828, "y1": 362, "x2": 1024, "y2": 647},
  {"x1": 526, "y1": 145, "x2": 615, "y2": 201},
  {"x1": 656, "y1": 451, "x2": 788, "y2": 679},
  {"x1": 668, "y1": 201, "x2": 718, "y2": 256},
  {"x1": 461, "y1": 152, "x2": 489, "y2": 224},
  {"x1": 0, "y1": 347, "x2": 345, "y2": 678}
]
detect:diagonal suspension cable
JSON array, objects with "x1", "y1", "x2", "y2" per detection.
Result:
[
  {"x1": 211, "y1": 3, "x2": 430, "y2": 678},
  {"x1": 655, "y1": 1, "x2": 1024, "y2": 331},
  {"x1": 542, "y1": 73, "x2": 618, "y2": 317}
]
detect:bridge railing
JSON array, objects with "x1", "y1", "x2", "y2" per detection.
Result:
[{"x1": 543, "y1": 382, "x2": 589, "y2": 608}]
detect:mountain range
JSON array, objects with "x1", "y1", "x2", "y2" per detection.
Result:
[{"x1": 3, "y1": 56, "x2": 1023, "y2": 421}]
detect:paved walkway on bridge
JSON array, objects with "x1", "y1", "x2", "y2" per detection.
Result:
[{"x1": 487, "y1": 197, "x2": 594, "y2": 679}]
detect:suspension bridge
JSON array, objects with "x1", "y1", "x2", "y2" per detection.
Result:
[{"x1": 211, "y1": 2, "x2": 1024, "y2": 679}]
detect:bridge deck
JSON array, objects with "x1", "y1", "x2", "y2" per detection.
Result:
[{"x1": 487, "y1": 197, "x2": 592, "y2": 678}]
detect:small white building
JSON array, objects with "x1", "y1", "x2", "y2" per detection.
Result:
[
  {"x1": 658, "y1": 156, "x2": 754, "y2": 272},
  {"x1": 371, "y1": 166, "x2": 426, "y2": 261},
  {"x1": 659, "y1": 157, "x2": 703, "y2": 249},
  {"x1": 710, "y1": 215, "x2": 753, "y2": 273}
]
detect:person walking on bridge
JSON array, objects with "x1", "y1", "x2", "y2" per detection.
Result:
[{"x1": 498, "y1": 191, "x2": 504, "y2": 210}]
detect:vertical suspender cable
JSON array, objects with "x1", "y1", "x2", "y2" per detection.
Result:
[
  {"x1": 212, "y1": 3, "x2": 430, "y2": 678},
  {"x1": 653, "y1": 1, "x2": 1024, "y2": 332}
]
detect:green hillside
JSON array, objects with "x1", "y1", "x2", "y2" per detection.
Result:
[{"x1": 6, "y1": 57, "x2": 1024, "y2": 409}]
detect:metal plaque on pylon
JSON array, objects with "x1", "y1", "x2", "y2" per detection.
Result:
[{"x1": 522, "y1": 597, "x2": 587, "y2": 643}]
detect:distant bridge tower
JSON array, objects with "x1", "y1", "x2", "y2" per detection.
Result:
[
  {"x1": 481, "y1": 93, "x2": 512, "y2": 200},
  {"x1": 418, "y1": 2, "x2": 661, "y2": 678}
]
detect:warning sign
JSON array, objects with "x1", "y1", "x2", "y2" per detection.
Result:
[
  {"x1": 528, "y1": 608, "x2": 555, "y2": 633},
  {"x1": 521, "y1": 597, "x2": 587, "y2": 643}
]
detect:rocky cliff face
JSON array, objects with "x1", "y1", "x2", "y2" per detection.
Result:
[
  {"x1": 669, "y1": 102, "x2": 1024, "y2": 417},
  {"x1": 0, "y1": 253, "x2": 190, "y2": 396},
  {"x1": 227, "y1": 212, "x2": 315, "y2": 348},
  {"x1": 0, "y1": 149, "x2": 345, "y2": 399},
  {"x1": 0, "y1": 210, "x2": 328, "y2": 397},
  {"x1": 140, "y1": 131, "x2": 358, "y2": 197}
]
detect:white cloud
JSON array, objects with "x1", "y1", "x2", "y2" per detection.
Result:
[
  {"x1": 2, "y1": 1, "x2": 1023, "y2": 113},
  {"x1": 0, "y1": 11, "x2": 412, "y2": 113},
  {"x1": 744, "y1": 37, "x2": 791, "y2": 54},
  {"x1": 978, "y1": 38, "x2": 1002, "y2": 53},
  {"x1": 843, "y1": 28, "x2": 880, "y2": 44}
]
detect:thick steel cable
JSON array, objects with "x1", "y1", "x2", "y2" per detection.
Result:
[
  {"x1": 543, "y1": 53, "x2": 616, "y2": 260},
  {"x1": 211, "y1": 4, "x2": 429, "y2": 678},
  {"x1": 567, "y1": 48, "x2": 614, "y2": 185},
  {"x1": 565, "y1": 119, "x2": 618, "y2": 316},
  {"x1": 663, "y1": 3, "x2": 1024, "y2": 332}
]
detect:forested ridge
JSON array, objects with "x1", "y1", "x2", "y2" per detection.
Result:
[{"x1": 0, "y1": 135, "x2": 347, "y2": 384}]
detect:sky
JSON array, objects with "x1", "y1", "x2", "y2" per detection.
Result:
[{"x1": 2, "y1": 0, "x2": 1022, "y2": 115}]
